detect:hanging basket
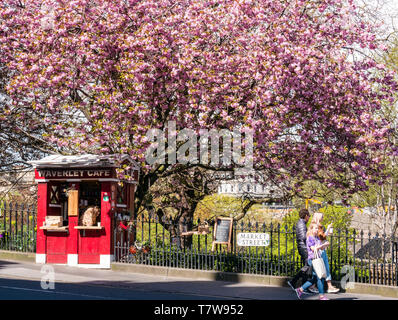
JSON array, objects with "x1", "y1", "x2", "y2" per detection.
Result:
[{"x1": 142, "y1": 246, "x2": 151, "y2": 254}]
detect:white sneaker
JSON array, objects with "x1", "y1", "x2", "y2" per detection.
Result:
[{"x1": 327, "y1": 286, "x2": 340, "y2": 293}]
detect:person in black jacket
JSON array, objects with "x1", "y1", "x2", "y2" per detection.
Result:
[{"x1": 288, "y1": 208, "x2": 311, "y2": 290}]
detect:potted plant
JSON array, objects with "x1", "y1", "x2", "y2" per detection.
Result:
[
  {"x1": 142, "y1": 241, "x2": 151, "y2": 254},
  {"x1": 129, "y1": 245, "x2": 137, "y2": 254}
]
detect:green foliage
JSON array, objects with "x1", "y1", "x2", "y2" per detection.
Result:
[
  {"x1": 383, "y1": 36, "x2": 398, "y2": 73},
  {"x1": 280, "y1": 205, "x2": 355, "y2": 267},
  {"x1": 0, "y1": 231, "x2": 36, "y2": 252},
  {"x1": 318, "y1": 205, "x2": 353, "y2": 232},
  {"x1": 282, "y1": 208, "x2": 300, "y2": 231},
  {"x1": 282, "y1": 205, "x2": 353, "y2": 232},
  {"x1": 195, "y1": 194, "x2": 246, "y2": 221}
]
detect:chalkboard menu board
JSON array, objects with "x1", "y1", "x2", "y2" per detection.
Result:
[{"x1": 212, "y1": 217, "x2": 233, "y2": 251}]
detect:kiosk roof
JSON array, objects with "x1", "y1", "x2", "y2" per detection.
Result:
[{"x1": 29, "y1": 154, "x2": 139, "y2": 169}]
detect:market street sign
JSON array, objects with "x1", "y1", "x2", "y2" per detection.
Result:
[{"x1": 237, "y1": 233, "x2": 270, "y2": 247}]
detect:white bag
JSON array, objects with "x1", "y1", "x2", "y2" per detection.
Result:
[{"x1": 312, "y1": 249, "x2": 326, "y2": 279}]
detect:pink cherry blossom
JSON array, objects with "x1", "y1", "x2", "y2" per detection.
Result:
[{"x1": 0, "y1": 0, "x2": 396, "y2": 195}]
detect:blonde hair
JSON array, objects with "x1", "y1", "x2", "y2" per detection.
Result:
[
  {"x1": 312, "y1": 212, "x2": 323, "y2": 224},
  {"x1": 306, "y1": 222, "x2": 319, "y2": 238}
]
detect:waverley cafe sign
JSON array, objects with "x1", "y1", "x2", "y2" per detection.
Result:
[
  {"x1": 237, "y1": 233, "x2": 270, "y2": 247},
  {"x1": 36, "y1": 168, "x2": 113, "y2": 179}
]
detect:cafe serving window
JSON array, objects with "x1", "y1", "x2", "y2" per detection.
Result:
[
  {"x1": 48, "y1": 182, "x2": 69, "y2": 224},
  {"x1": 80, "y1": 181, "x2": 101, "y2": 208},
  {"x1": 79, "y1": 181, "x2": 101, "y2": 226},
  {"x1": 49, "y1": 183, "x2": 68, "y2": 205},
  {"x1": 50, "y1": 185, "x2": 60, "y2": 205}
]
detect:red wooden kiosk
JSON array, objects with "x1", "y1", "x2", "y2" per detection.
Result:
[{"x1": 30, "y1": 154, "x2": 139, "y2": 268}]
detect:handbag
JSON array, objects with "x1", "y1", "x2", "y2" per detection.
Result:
[{"x1": 312, "y1": 249, "x2": 326, "y2": 279}]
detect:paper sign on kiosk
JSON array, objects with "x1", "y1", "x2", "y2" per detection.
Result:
[{"x1": 67, "y1": 190, "x2": 79, "y2": 216}]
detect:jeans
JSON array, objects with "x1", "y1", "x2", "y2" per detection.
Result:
[
  {"x1": 320, "y1": 249, "x2": 332, "y2": 281},
  {"x1": 301, "y1": 259, "x2": 326, "y2": 295}
]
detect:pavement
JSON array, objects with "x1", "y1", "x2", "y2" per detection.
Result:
[{"x1": 0, "y1": 259, "x2": 396, "y2": 301}]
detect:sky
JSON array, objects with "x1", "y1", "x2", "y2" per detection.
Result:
[{"x1": 359, "y1": 0, "x2": 398, "y2": 35}]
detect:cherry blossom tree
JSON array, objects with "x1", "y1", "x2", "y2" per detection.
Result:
[
  {"x1": 0, "y1": 62, "x2": 60, "y2": 174},
  {"x1": 0, "y1": 0, "x2": 396, "y2": 220}
]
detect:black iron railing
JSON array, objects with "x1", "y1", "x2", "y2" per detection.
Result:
[
  {"x1": 114, "y1": 214, "x2": 398, "y2": 287},
  {"x1": 0, "y1": 202, "x2": 37, "y2": 252},
  {"x1": 1, "y1": 202, "x2": 397, "y2": 287}
]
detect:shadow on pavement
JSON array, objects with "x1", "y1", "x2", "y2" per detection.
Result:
[
  {"x1": 0, "y1": 260, "x2": 19, "y2": 269},
  {"x1": 0, "y1": 275, "x2": 362, "y2": 301},
  {"x1": 0, "y1": 260, "x2": 394, "y2": 301}
]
